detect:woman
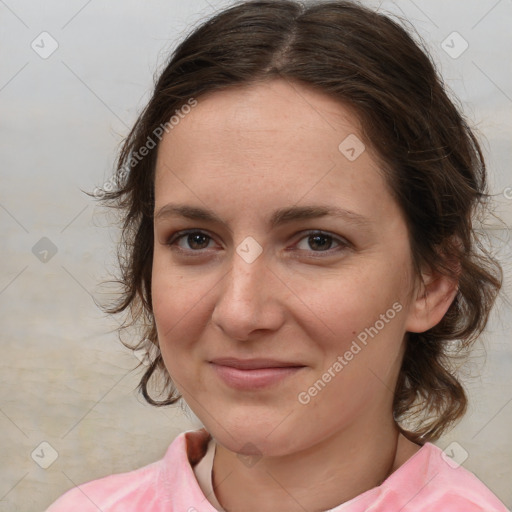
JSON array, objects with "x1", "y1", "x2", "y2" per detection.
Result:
[{"x1": 47, "y1": 0, "x2": 507, "y2": 510}]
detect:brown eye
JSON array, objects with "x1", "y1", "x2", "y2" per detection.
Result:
[
  {"x1": 166, "y1": 230, "x2": 216, "y2": 252},
  {"x1": 294, "y1": 231, "x2": 350, "y2": 255}
]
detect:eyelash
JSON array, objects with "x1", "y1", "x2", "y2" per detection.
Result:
[{"x1": 164, "y1": 229, "x2": 351, "y2": 257}]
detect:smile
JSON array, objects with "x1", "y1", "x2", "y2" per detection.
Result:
[{"x1": 209, "y1": 361, "x2": 306, "y2": 390}]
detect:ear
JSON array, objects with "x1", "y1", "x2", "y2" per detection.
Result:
[{"x1": 405, "y1": 264, "x2": 459, "y2": 334}]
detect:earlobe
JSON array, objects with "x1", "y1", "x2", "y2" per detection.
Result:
[{"x1": 405, "y1": 269, "x2": 459, "y2": 334}]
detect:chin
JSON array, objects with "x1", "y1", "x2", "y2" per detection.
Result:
[{"x1": 206, "y1": 417, "x2": 303, "y2": 457}]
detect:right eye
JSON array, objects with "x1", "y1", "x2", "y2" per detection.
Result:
[{"x1": 165, "y1": 230, "x2": 218, "y2": 254}]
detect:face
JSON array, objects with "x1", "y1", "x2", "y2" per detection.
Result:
[{"x1": 152, "y1": 78, "x2": 420, "y2": 456}]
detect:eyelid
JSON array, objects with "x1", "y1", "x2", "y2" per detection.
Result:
[
  {"x1": 292, "y1": 230, "x2": 352, "y2": 251},
  {"x1": 165, "y1": 228, "x2": 352, "y2": 255},
  {"x1": 165, "y1": 229, "x2": 220, "y2": 254}
]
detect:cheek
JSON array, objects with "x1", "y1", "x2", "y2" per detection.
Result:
[
  {"x1": 291, "y1": 263, "x2": 407, "y2": 346},
  {"x1": 151, "y1": 281, "x2": 205, "y2": 387},
  {"x1": 151, "y1": 256, "x2": 197, "y2": 346},
  {"x1": 151, "y1": 243, "x2": 412, "y2": 363}
]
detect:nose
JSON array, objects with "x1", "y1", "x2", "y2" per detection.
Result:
[{"x1": 210, "y1": 246, "x2": 286, "y2": 341}]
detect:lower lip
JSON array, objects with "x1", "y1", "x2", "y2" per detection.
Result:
[{"x1": 210, "y1": 363, "x2": 305, "y2": 390}]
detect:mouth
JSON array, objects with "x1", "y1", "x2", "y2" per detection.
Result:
[
  {"x1": 209, "y1": 357, "x2": 306, "y2": 370},
  {"x1": 208, "y1": 358, "x2": 307, "y2": 390}
]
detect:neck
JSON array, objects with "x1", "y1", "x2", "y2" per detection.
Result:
[{"x1": 211, "y1": 416, "x2": 418, "y2": 512}]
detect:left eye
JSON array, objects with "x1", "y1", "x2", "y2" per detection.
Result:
[{"x1": 294, "y1": 231, "x2": 347, "y2": 253}]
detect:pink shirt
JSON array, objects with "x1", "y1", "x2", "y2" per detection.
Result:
[{"x1": 46, "y1": 428, "x2": 508, "y2": 511}]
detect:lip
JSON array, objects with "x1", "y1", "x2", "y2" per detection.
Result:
[
  {"x1": 209, "y1": 358, "x2": 306, "y2": 390},
  {"x1": 209, "y1": 357, "x2": 305, "y2": 370}
]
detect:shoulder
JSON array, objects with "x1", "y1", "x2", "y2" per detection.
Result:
[
  {"x1": 45, "y1": 458, "x2": 162, "y2": 511},
  {"x1": 44, "y1": 431, "x2": 195, "y2": 512},
  {"x1": 383, "y1": 442, "x2": 509, "y2": 512}
]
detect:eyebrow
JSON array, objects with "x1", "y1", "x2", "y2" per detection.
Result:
[{"x1": 154, "y1": 203, "x2": 373, "y2": 230}]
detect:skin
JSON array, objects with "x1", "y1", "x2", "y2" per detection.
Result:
[{"x1": 151, "y1": 78, "x2": 458, "y2": 512}]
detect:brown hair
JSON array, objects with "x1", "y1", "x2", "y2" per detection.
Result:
[{"x1": 92, "y1": 0, "x2": 503, "y2": 443}]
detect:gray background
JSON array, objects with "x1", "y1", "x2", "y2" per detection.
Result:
[{"x1": 1, "y1": 0, "x2": 511, "y2": 510}]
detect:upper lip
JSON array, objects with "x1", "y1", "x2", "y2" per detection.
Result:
[{"x1": 209, "y1": 357, "x2": 306, "y2": 370}]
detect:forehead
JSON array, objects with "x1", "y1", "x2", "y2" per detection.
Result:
[
  {"x1": 153, "y1": 79, "x2": 399, "y2": 228},
  {"x1": 162, "y1": 79, "x2": 363, "y2": 151},
  {"x1": 156, "y1": 79, "x2": 372, "y2": 178}
]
